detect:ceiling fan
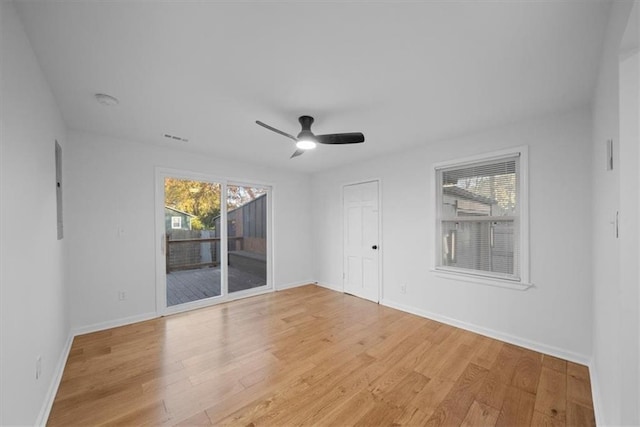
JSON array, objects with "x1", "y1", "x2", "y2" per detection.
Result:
[{"x1": 256, "y1": 115, "x2": 365, "y2": 158}]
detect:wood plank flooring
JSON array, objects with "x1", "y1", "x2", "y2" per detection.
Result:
[{"x1": 48, "y1": 285, "x2": 595, "y2": 426}]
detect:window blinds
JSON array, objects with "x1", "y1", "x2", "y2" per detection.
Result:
[{"x1": 438, "y1": 156, "x2": 520, "y2": 279}]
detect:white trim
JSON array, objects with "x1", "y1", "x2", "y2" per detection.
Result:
[
  {"x1": 155, "y1": 167, "x2": 229, "y2": 316},
  {"x1": 154, "y1": 166, "x2": 230, "y2": 186},
  {"x1": 340, "y1": 177, "x2": 382, "y2": 188},
  {"x1": 72, "y1": 312, "x2": 158, "y2": 336},
  {"x1": 161, "y1": 294, "x2": 227, "y2": 317},
  {"x1": 221, "y1": 181, "x2": 229, "y2": 298},
  {"x1": 439, "y1": 216, "x2": 517, "y2": 222},
  {"x1": 221, "y1": 286, "x2": 273, "y2": 303},
  {"x1": 316, "y1": 281, "x2": 344, "y2": 292},
  {"x1": 433, "y1": 145, "x2": 530, "y2": 286},
  {"x1": 38, "y1": 312, "x2": 159, "y2": 424},
  {"x1": 35, "y1": 282, "x2": 302, "y2": 425},
  {"x1": 520, "y1": 146, "x2": 530, "y2": 285},
  {"x1": 154, "y1": 167, "x2": 275, "y2": 317},
  {"x1": 161, "y1": 284, "x2": 276, "y2": 318},
  {"x1": 378, "y1": 179, "x2": 385, "y2": 302},
  {"x1": 432, "y1": 146, "x2": 527, "y2": 170},
  {"x1": 380, "y1": 298, "x2": 590, "y2": 365},
  {"x1": 35, "y1": 333, "x2": 74, "y2": 426},
  {"x1": 431, "y1": 269, "x2": 534, "y2": 291},
  {"x1": 38, "y1": 287, "x2": 592, "y2": 425},
  {"x1": 588, "y1": 360, "x2": 604, "y2": 427},
  {"x1": 275, "y1": 280, "x2": 315, "y2": 291}
]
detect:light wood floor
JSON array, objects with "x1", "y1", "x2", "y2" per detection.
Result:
[{"x1": 48, "y1": 285, "x2": 595, "y2": 426}]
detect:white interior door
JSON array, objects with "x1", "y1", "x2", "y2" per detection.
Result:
[{"x1": 343, "y1": 180, "x2": 380, "y2": 303}]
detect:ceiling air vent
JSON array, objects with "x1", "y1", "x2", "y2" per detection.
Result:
[{"x1": 163, "y1": 133, "x2": 189, "y2": 143}]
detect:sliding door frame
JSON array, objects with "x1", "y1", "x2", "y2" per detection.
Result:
[{"x1": 154, "y1": 167, "x2": 274, "y2": 316}]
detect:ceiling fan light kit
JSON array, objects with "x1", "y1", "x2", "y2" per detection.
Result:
[
  {"x1": 296, "y1": 139, "x2": 317, "y2": 150},
  {"x1": 256, "y1": 115, "x2": 365, "y2": 159}
]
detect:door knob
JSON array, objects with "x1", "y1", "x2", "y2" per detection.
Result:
[{"x1": 372, "y1": 245, "x2": 378, "y2": 250}]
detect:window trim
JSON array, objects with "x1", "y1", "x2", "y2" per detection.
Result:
[{"x1": 432, "y1": 146, "x2": 531, "y2": 290}]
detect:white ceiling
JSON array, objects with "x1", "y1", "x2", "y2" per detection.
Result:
[{"x1": 15, "y1": 0, "x2": 611, "y2": 173}]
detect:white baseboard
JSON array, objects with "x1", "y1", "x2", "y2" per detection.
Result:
[
  {"x1": 316, "y1": 282, "x2": 343, "y2": 292},
  {"x1": 72, "y1": 312, "x2": 158, "y2": 336},
  {"x1": 37, "y1": 313, "x2": 157, "y2": 424},
  {"x1": 275, "y1": 280, "x2": 316, "y2": 291},
  {"x1": 588, "y1": 360, "x2": 604, "y2": 426},
  {"x1": 380, "y1": 298, "x2": 591, "y2": 366},
  {"x1": 40, "y1": 290, "x2": 598, "y2": 425},
  {"x1": 35, "y1": 333, "x2": 73, "y2": 426}
]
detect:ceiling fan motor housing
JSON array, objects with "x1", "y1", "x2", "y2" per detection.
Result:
[
  {"x1": 297, "y1": 116, "x2": 316, "y2": 140},
  {"x1": 298, "y1": 115, "x2": 314, "y2": 130}
]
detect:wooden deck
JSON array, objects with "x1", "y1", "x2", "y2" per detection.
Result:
[
  {"x1": 48, "y1": 285, "x2": 595, "y2": 426},
  {"x1": 166, "y1": 266, "x2": 266, "y2": 306}
]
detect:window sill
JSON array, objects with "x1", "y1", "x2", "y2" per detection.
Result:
[{"x1": 430, "y1": 269, "x2": 534, "y2": 291}]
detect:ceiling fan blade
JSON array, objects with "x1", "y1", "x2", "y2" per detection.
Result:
[
  {"x1": 256, "y1": 120, "x2": 298, "y2": 142},
  {"x1": 290, "y1": 149, "x2": 305, "y2": 159},
  {"x1": 316, "y1": 132, "x2": 365, "y2": 145}
]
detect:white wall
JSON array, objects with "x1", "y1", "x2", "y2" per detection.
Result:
[
  {"x1": 0, "y1": 1, "x2": 69, "y2": 425},
  {"x1": 312, "y1": 108, "x2": 593, "y2": 361},
  {"x1": 590, "y1": 1, "x2": 639, "y2": 425},
  {"x1": 65, "y1": 130, "x2": 313, "y2": 331},
  {"x1": 1, "y1": 1, "x2": 634, "y2": 424},
  {"x1": 618, "y1": 48, "x2": 639, "y2": 425}
]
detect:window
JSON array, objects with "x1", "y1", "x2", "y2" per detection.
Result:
[
  {"x1": 435, "y1": 147, "x2": 529, "y2": 286},
  {"x1": 171, "y1": 216, "x2": 182, "y2": 229}
]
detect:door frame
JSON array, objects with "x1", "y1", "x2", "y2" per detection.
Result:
[
  {"x1": 155, "y1": 167, "x2": 274, "y2": 316},
  {"x1": 342, "y1": 178, "x2": 383, "y2": 303}
]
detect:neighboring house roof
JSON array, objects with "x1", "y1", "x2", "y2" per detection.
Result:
[
  {"x1": 443, "y1": 186, "x2": 495, "y2": 205},
  {"x1": 164, "y1": 206, "x2": 196, "y2": 217}
]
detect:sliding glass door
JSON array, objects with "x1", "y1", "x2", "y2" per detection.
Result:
[
  {"x1": 226, "y1": 184, "x2": 268, "y2": 294},
  {"x1": 156, "y1": 169, "x2": 271, "y2": 314},
  {"x1": 164, "y1": 177, "x2": 223, "y2": 307}
]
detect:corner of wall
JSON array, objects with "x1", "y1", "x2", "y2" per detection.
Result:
[
  {"x1": 588, "y1": 357, "x2": 605, "y2": 427},
  {"x1": 35, "y1": 333, "x2": 74, "y2": 427}
]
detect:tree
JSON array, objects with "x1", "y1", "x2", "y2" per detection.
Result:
[
  {"x1": 164, "y1": 179, "x2": 267, "y2": 230},
  {"x1": 165, "y1": 178, "x2": 221, "y2": 229},
  {"x1": 227, "y1": 185, "x2": 267, "y2": 209}
]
